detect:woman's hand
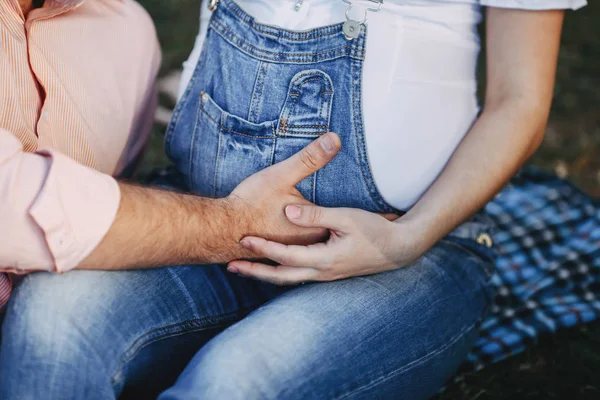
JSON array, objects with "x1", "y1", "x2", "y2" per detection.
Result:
[{"x1": 227, "y1": 205, "x2": 427, "y2": 286}]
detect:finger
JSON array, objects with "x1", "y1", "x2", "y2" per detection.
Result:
[
  {"x1": 227, "y1": 261, "x2": 318, "y2": 286},
  {"x1": 266, "y1": 132, "x2": 341, "y2": 185},
  {"x1": 284, "y1": 204, "x2": 353, "y2": 231},
  {"x1": 378, "y1": 213, "x2": 401, "y2": 222},
  {"x1": 240, "y1": 237, "x2": 331, "y2": 268}
]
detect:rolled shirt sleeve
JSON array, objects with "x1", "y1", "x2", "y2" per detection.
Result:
[
  {"x1": 480, "y1": 0, "x2": 586, "y2": 10},
  {"x1": 0, "y1": 130, "x2": 120, "y2": 274}
]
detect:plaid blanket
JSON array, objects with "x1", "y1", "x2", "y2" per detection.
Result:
[{"x1": 463, "y1": 167, "x2": 600, "y2": 371}]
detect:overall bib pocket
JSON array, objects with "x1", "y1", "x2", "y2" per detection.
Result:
[
  {"x1": 180, "y1": 69, "x2": 335, "y2": 201},
  {"x1": 191, "y1": 90, "x2": 278, "y2": 199},
  {"x1": 165, "y1": 0, "x2": 393, "y2": 212}
]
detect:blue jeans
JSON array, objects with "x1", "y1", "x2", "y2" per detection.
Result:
[
  {"x1": 0, "y1": 1, "x2": 496, "y2": 398},
  {"x1": 0, "y1": 233, "x2": 494, "y2": 399}
]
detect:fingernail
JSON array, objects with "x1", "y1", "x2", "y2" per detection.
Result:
[
  {"x1": 320, "y1": 133, "x2": 334, "y2": 153},
  {"x1": 228, "y1": 265, "x2": 240, "y2": 274},
  {"x1": 286, "y1": 205, "x2": 302, "y2": 219}
]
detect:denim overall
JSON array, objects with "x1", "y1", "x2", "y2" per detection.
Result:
[
  {"x1": 165, "y1": 0, "x2": 495, "y2": 246},
  {"x1": 166, "y1": 0, "x2": 396, "y2": 214}
]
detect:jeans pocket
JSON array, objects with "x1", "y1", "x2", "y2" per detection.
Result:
[{"x1": 439, "y1": 236, "x2": 497, "y2": 285}]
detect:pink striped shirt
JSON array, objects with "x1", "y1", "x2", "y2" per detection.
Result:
[{"x1": 0, "y1": 0, "x2": 161, "y2": 308}]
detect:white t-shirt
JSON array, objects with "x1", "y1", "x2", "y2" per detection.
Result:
[{"x1": 180, "y1": 0, "x2": 586, "y2": 210}]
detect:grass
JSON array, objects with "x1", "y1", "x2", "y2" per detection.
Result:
[{"x1": 137, "y1": 1, "x2": 600, "y2": 398}]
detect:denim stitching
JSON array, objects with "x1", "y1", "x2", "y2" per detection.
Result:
[
  {"x1": 219, "y1": 0, "x2": 347, "y2": 42},
  {"x1": 335, "y1": 322, "x2": 479, "y2": 400},
  {"x1": 287, "y1": 125, "x2": 329, "y2": 129},
  {"x1": 213, "y1": 111, "x2": 224, "y2": 197},
  {"x1": 212, "y1": 19, "x2": 356, "y2": 58},
  {"x1": 210, "y1": 19, "x2": 364, "y2": 64},
  {"x1": 188, "y1": 99, "x2": 204, "y2": 190},
  {"x1": 269, "y1": 135, "x2": 277, "y2": 167},
  {"x1": 278, "y1": 72, "x2": 333, "y2": 136},
  {"x1": 164, "y1": 44, "x2": 204, "y2": 155},
  {"x1": 350, "y1": 31, "x2": 398, "y2": 213},
  {"x1": 199, "y1": 103, "x2": 275, "y2": 139},
  {"x1": 439, "y1": 239, "x2": 496, "y2": 279},
  {"x1": 248, "y1": 62, "x2": 269, "y2": 123},
  {"x1": 350, "y1": 56, "x2": 389, "y2": 212},
  {"x1": 248, "y1": 62, "x2": 262, "y2": 123},
  {"x1": 110, "y1": 308, "x2": 255, "y2": 386}
]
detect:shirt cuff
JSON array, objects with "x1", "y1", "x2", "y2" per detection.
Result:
[
  {"x1": 29, "y1": 150, "x2": 121, "y2": 273},
  {"x1": 480, "y1": 0, "x2": 587, "y2": 10}
]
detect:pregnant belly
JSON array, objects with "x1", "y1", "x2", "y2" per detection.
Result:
[{"x1": 363, "y1": 79, "x2": 480, "y2": 211}]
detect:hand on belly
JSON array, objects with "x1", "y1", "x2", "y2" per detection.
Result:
[{"x1": 219, "y1": 133, "x2": 343, "y2": 263}]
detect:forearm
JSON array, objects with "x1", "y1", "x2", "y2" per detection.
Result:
[
  {"x1": 78, "y1": 183, "x2": 251, "y2": 270},
  {"x1": 399, "y1": 102, "x2": 547, "y2": 252},
  {"x1": 397, "y1": 8, "x2": 563, "y2": 254}
]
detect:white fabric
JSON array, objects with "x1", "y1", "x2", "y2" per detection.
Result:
[{"x1": 180, "y1": 0, "x2": 585, "y2": 210}]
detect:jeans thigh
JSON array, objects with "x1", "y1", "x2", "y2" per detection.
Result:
[
  {"x1": 0, "y1": 265, "x2": 281, "y2": 400},
  {"x1": 160, "y1": 243, "x2": 493, "y2": 400}
]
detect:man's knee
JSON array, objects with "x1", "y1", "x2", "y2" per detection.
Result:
[{"x1": 2, "y1": 271, "x2": 120, "y2": 366}]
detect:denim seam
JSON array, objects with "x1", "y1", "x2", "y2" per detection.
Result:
[
  {"x1": 278, "y1": 72, "x2": 333, "y2": 136},
  {"x1": 213, "y1": 112, "x2": 225, "y2": 197},
  {"x1": 285, "y1": 125, "x2": 329, "y2": 129},
  {"x1": 248, "y1": 62, "x2": 269, "y2": 123},
  {"x1": 350, "y1": 55, "x2": 392, "y2": 213},
  {"x1": 110, "y1": 308, "x2": 255, "y2": 386},
  {"x1": 439, "y1": 239, "x2": 495, "y2": 279},
  {"x1": 188, "y1": 100, "x2": 203, "y2": 190},
  {"x1": 248, "y1": 62, "x2": 262, "y2": 123},
  {"x1": 335, "y1": 322, "x2": 479, "y2": 400},
  {"x1": 354, "y1": 33, "x2": 393, "y2": 212},
  {"x1": 269, "y1": 135, "x2": 277, "y2": 166},
  {"x1": 212, "y1": 19, "x2": 355, "y2": 58},
  {"x1": 199, "y1": 104, "x2": 275, "y2": 139},
  {"x1": 164, "y1": 46, "x2": 203, "y2": 156},
  {"x1": 279, "y1": 90, "x2": 300, "y2": 134},
  {"x1": 210, "y1": 19, "x2": 363, "y2": 64}
]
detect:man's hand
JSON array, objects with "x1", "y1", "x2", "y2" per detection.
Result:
[
  {"x1": 226, "y1": 205, "x2": 418, "y2": 286},
  {"x1": 227, "y1": 132, "x2": 341, "y2": 248},
  {"x1": 78, "y1": 133, "x2": 341, "y2": 270}
]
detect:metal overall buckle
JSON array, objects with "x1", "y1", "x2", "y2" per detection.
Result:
[
  {"x1": 208, "y1": 0, "x2": 219, "y2": 12},
  {"x1": 342, "y1": 0, "x2": 384, "y2": 40}
]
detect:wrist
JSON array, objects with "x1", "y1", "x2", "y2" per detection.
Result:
[
  {"x1": 390, "y1": 213, "x2": 436, "y2": 261},
  {"x1": 201, "y1": 195, "x2": 254, "y2": 263}
]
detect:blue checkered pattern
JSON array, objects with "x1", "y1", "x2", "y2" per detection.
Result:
[{"x1": 463, "y1": 167, "x2": 600, "y2": 371}]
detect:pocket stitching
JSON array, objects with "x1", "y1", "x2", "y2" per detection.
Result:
[
  {"x1": 199, "y1": 101, "x2": 275, "y2": 139},
  {"x1": 278, "y1": 71, "x2": 334, "y2": 136}
]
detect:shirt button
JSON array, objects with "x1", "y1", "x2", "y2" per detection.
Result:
[
  {"x1": 294, "y1": 0, "x2": 304, "y2": 11},
  {"x1": 476, "y1": 233, "x2": 493, "y2": 248}
]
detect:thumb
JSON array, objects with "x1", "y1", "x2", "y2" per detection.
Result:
[
  {"x1": 268, "y1": 132, "x2": 341, "y2": 185},
  {"x1": 284, "y1": 204, "x2": 351, "y2": 231}
]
